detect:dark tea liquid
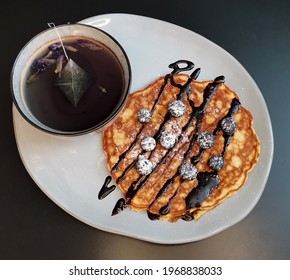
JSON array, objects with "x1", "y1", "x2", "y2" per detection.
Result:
[{"x1": 24, "y1": 36, "x2": 125, "y2": 132}]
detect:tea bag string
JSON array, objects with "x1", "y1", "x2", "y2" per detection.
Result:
[{"x1": 47, "y1": 22, "x2": 69, "y2": 61}]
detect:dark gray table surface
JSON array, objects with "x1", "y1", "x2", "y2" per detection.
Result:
[{"x1": 1, "y1": 0, "x2": 289, "y2": 259}]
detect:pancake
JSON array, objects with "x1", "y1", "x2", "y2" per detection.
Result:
[{"x1": 102, "y1": 60, "x2": 260, "y2": 222}]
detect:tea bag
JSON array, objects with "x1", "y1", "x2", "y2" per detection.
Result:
[
  {"x1": 54, "y1": 59, "x2": 92, "y2": 107},
  {"x1": 47, "y1": 22, "x2": 91, "y2": 107}
]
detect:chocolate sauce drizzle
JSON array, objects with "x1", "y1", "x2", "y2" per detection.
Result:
[
  {"x1": 185, "y1": 172, "x2": 220, "y2": 209},
  {"x1": 181, "y1": 98, "x2": 241, "y2": 220},
  {"x1": 214, "y1": 98, "x2": 241, "y2": 156},
  {"x1": 153, "y1": 92, "x2": 240, "y2": 220},
  {"x1": 117, "y1": 160, "x2": 136, "y2": 184},
  {"x1": 112, "y1": 198, "x2": 126, "y2": 216},
  {"x1": 117, "y1": 63, "x2": 203, "y2": 201},
  {"x1": 108, "y1": 60, "x2": 241, "y2": 221},
  {"x1": 112, "y1": 60, "x2": 196, "y2": 173},
  {"x1": 150, "y1": 76, "x2": 225, "y2": 216},
  {"x1": 147, "y1": 211, "x2": 160, "y2": 221},
  {"x1": 98, "y1": 176, "x2": 116, "y2": 200}
]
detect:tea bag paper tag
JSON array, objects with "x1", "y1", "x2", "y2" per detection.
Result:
[{"x1": 54, "y1": 59, "x2": 92, "y2": 107}]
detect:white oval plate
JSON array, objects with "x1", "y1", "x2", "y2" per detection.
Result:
[{"x1": 13, "y1": 13, "x2": 273, "y2": 244}]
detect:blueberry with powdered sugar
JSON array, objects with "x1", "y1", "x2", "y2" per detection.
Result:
[
  {"x1": 141, "y1": 136, "x2": 156, "y2": 152},
  {"x1": 208, "y1": 156, "x2": 224, "y2": 171},
  {"x1": 221, "y1": 117, "x2": 237, "y2": 135},
  {"x1": 197, "y1": 132, "x2": 215, "y2": 149},
  {"x1": 160, "y1": 132, "x2": 176, "y2": 149},
  {"x1": 179, "y1": 162, "x2": 198, "y2": 181},
  {"x1": 168, "y1": 100, "x2": 186, "y2": 117},
  {"x1": 137, "y1": 108, "x2": 152, "y2": 123},
  {"x1": 136, "y1": 156, "x2": 153, "y2": 176}
]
